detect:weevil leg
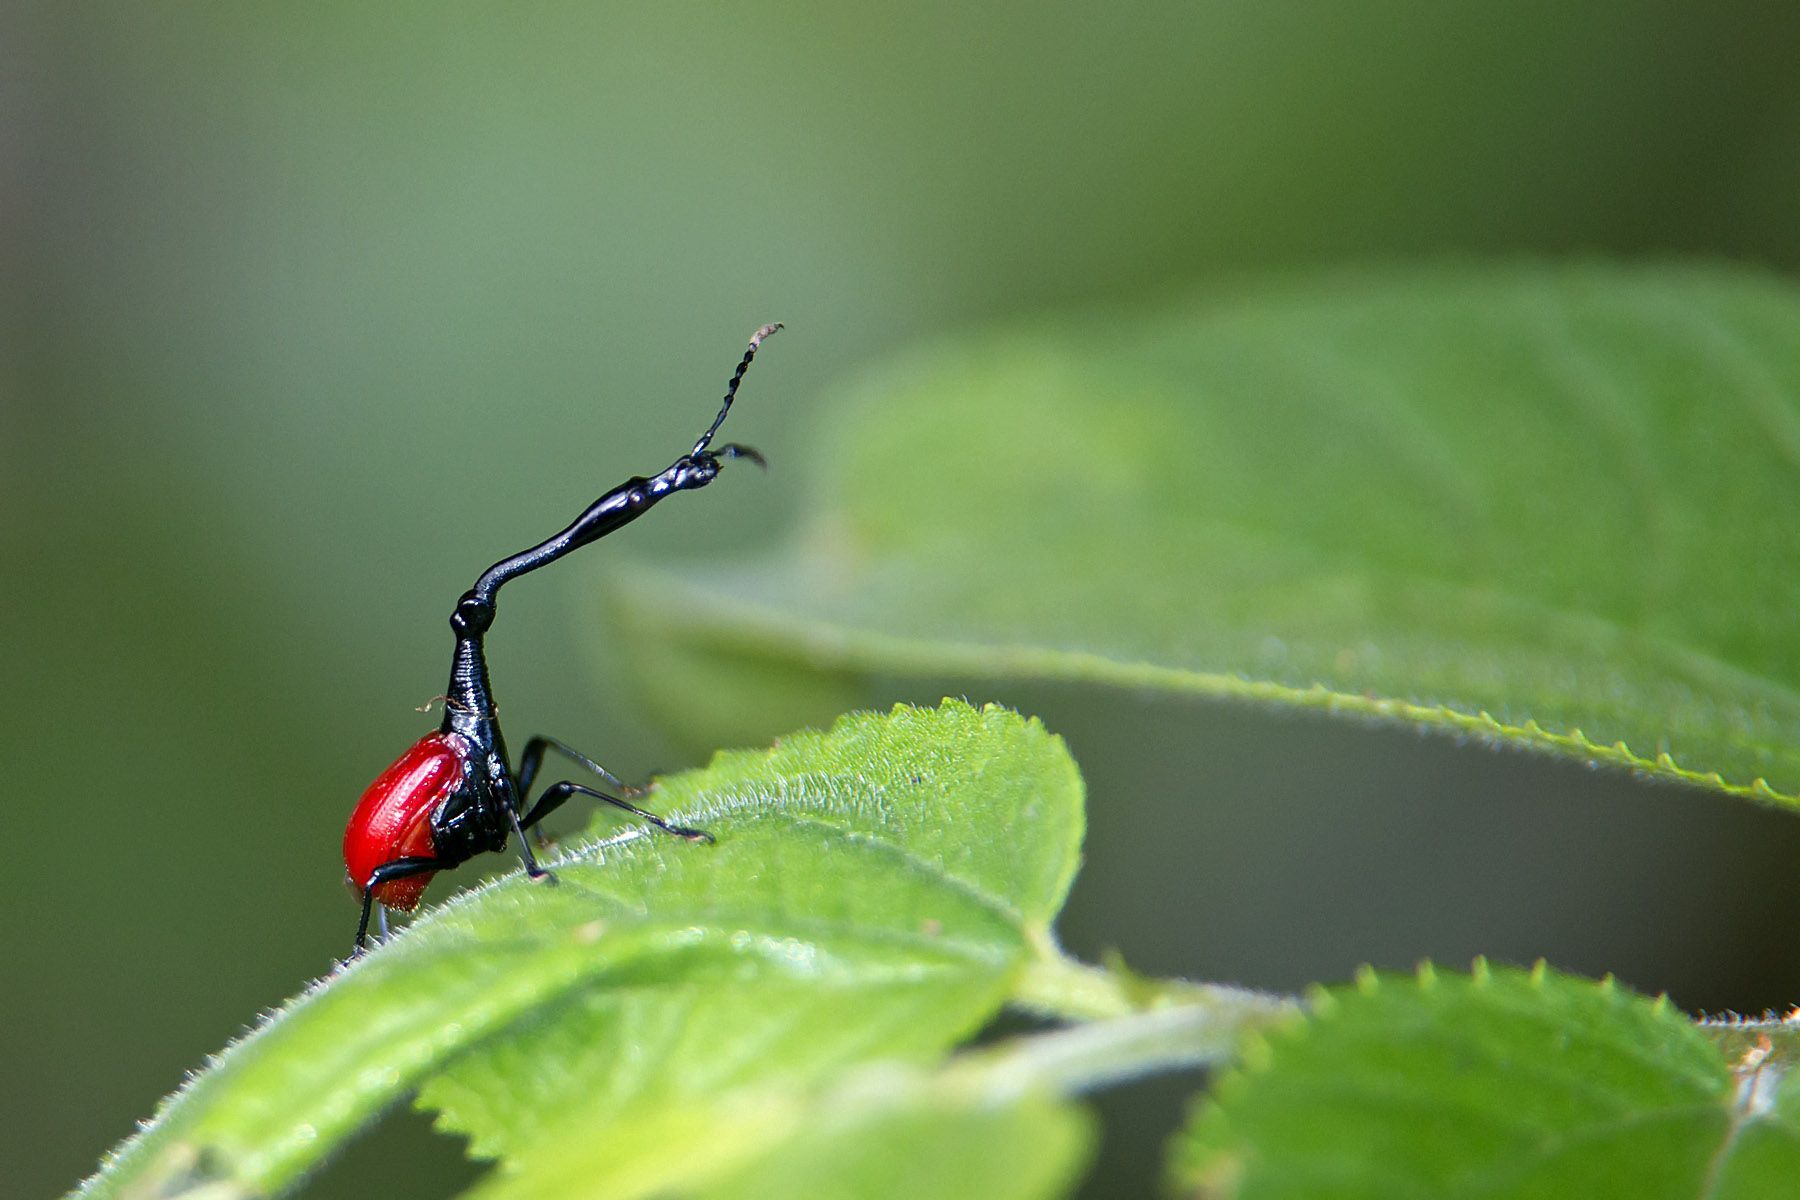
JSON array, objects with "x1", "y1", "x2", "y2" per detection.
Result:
[
  {"x1": 518, "y1": 735, "x2": 647, "y2": 801},
  {"x1": 516, "y1": 734, "x2": 672, "y2": 851},
  {"x1": 521, "y1": 780, "x2": 713, "y2": 843},
  {"x1": 506, "y1": 804, "x2": 557, "y2": 885},
  {"x1": 350, "y1": 856, "x2": 442, "y2": 957}
]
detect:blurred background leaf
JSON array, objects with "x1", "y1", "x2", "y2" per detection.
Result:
[
  {"x1": 6, "y1": 2, "x2": 1799, "y2": 1197},
  {"x1": 613, "y1": 264, "x2": 1800, "y2": 803}
]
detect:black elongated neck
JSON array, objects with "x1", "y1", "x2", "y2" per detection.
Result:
[{"x1": 442, "y1": 595, "x2": 499, "y2": 736}]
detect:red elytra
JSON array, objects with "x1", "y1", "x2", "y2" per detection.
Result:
[{"x1": 342, "y1": 732, "x2": 470, "y2": 911}]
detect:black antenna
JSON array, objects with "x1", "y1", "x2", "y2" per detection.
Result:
[{"x1": 693, "y1": 323, "x2": 782, "y2": 458}]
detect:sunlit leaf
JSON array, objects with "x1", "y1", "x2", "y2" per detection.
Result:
[
  {"x1": 466, "y1": 1063, "x2": 1092, "y2": 1200},
  {"x1": 71, "y1": 701, "x2": 1083, "y2": 1199}
]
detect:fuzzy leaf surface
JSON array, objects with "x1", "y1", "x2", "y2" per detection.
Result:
[{"x1": 71, "y1": 700, "x2": 1083, "y2": 1199}]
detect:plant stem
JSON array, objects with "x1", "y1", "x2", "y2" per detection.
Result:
[
  {"x1": 1013, "y1": 931, "x2": 1296, "y2": 1024},
  {"x1": 996, "y1": 932, "x2": 1299, "y2": 1096},
  {"x1": 955, "y1": 992, "x2": 1298, "y2": 1100}
]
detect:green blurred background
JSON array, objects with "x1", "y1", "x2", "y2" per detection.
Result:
[{"x1": 6, "y1": 3, "x2": 1799, "y2": 1196}]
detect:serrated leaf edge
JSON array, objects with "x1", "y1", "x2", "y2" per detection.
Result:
[
  {"x1": 613, "y1": 574, "x2": 1800, "y2": 809},
  {"x1": 1174, "y1": 960, "x2": 1749, "y2": 1195}
]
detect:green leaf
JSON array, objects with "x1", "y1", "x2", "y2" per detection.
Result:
[
  {"x1": 460, "y1": 977, "x2": 1287, "y2": 1200},
  {"x1": 675, "y1": 1089, "x2": 1089, "y2": 1200},
  {"x1": 1173, "y1": 961, "x2": 1800, "y2": 1199},
  {"x1": 464, "y1": 1064, "x2": 1093, "y2": 1200},
  {"x1": 71, "y1": 700, "x2": 1084, "y2": 1199},
  {"x1": 611, "y1": 264, "x2": 1800, "y2": 806}
]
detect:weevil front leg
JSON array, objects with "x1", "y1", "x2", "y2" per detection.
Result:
[{"x1": 350, "y1": 856, "x2": 442, "y2": 957}]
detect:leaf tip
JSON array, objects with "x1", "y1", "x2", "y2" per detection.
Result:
[
  {"x1": 1353, "y1": 964, "x2": 1380, "y2": 995},
  {"x1": 1415, "y1": 960, "x2": 1438, "y2": 989},
  {"x1": 1470, "y1": 955, "x2": 1492, "y2": 984},
  {"x1": 1529, "y1": 958, "x2": 1549, "y2": 986}
]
